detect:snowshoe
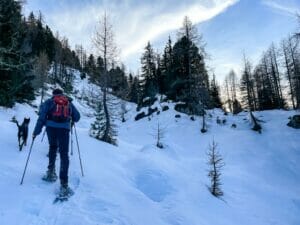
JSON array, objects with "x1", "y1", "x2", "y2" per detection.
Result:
[
  {"x1": 42, "y1": 170, "x2": 57, "y2": 182},
  {"x1": 53, "y1": 185, "x2": 74, "y2": 203}
]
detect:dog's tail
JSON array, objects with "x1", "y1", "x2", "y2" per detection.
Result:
[{"x1": 10, "y1": 116, "x2": 20, "y2": 127}]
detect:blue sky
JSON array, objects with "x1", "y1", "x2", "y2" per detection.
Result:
[{"x1": 23, "y1": 0, "x2": 300, "y2": 81}]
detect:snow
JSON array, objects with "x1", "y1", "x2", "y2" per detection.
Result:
[{"x1": 0, "y1": 74, "x2": 299, "y2": 225}]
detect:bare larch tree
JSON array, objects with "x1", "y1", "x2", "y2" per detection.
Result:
[
  {"x1": 207, "y1": 140, "x2": 224, "y2": 197},
  {"x1": 92, "y1": 12, "x2": 118, "y2": 145}
]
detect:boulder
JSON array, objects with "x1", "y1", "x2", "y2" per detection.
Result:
[
  {"x1": 162, "y1": 105, "x2": 169, "y2": 111},
  {"x1": 135, "y1": 112, "x2": 146, "y2": 121},
  {"x1": 148, "y1": 107, "x2": 158, "y2": 115},
  {"x1": 287, "y1": 115, "x2": 300, "y2": 129}
]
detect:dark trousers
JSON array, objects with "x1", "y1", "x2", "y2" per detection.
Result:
[{"x1": 46, "y1": 127, "x2": 70, "y2": 185}]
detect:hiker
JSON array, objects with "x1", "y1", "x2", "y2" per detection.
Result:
[{"x1": 33, "y1": 88, "x2": 80, "y2": 196}]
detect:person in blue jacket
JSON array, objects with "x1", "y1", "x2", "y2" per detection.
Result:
[{"x1": 33, "y1": 88, "x2": 80, "y2": 194}]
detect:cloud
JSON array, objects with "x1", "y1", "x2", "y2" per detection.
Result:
[
  {"x1": 23, "y1": 0, "x2": 238, "y2": 67},
  {"x1": 262, "y1": 0, "x2": 300, "y2": 17},
  {"x1": 117, "y1": 0, "x2": 239, "y2": 59}
]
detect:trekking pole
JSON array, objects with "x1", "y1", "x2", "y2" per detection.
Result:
[
  {"x1": 70, "y1": 124, "x2": 74, "y2": 156},
  {"x1": 73, "y1": 123, "x2": 84, "y2": 177},
  {"x1": 41, "y1": 129, "x2": 46, "y2": 142},
  {"x1": 20, "y1": 137, "x2": 36, "y2": 185}
]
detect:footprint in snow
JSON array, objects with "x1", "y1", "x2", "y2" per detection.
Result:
[{"x1": 135, "y1": 170, "x2": 173, "y2": 202}]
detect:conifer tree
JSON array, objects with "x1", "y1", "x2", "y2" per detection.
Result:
[
  {"x1": 85, "y1": 54, "x2": 97, "y2": 82},
  {"x1": 109, "y1": 65, "x2": 128, "y2": 97},
  {"x1": 0, "y1": 0, "x2": 34, "y2": 107},
  {"x1": 90, "y1": 102, "x2": 116, "y2": 144},
  {"x1": 169, "y1": 17, "x2": 210, "y2": 114},
  {"x1": 128, "y1": 76, "x2": 139, "y2": 103},
  {"x1": 140, "y1": 41, "x2": 157, "y2": 102},
  {"x1": 210, "y1": 74, "x2": 222, "y2": 108},
  {"x1": 160, "y1": 36, "x2": 173, "y2": 94}
]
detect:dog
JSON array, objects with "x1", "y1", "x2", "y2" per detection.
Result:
[{"x1": 10, "y1": 116, "x2": 30, "y2": 151}]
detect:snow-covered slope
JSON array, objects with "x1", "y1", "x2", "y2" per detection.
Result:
[{"x1": 0, "y1": 77, "x2": 299, "y2": 225}]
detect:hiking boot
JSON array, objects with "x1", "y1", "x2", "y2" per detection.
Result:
[
  {"x1": 42, "y1": 170, "x2": 58, "y2": 182},
  {"x1": 59, "y1": 184, "x2": 74, "y2": 197}
]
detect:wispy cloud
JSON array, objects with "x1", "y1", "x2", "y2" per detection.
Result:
[
  {"x1": 24, "y1": 0, "x2": 238, "y2": 65},
  {"x1": 262, "y1": 0, "x2": 300, "y2": 17},
  {"x1": 116, "y1": 0, "x2": 239, "y2": 59}
]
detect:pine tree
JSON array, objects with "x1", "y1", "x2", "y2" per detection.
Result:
[
  {"x1": 160, "y1": 36, "x2": 173, "y2": 94},
  {"x1": 155, "y1": 53, "x2": 163, "y2": 94},
  {"x1": 44, "y1": 25, "x2": 55, "y2": 62},
  {"x1": 169, "y1": 17, "x2": 210, "y2": 114},
  {"x1": 140, "y1": 41, "x2": 157, "y2": 102},
  {"x1": 210, "y1": 74, "x2": 222, "y2": 108},
  {"x1": 0, "y1": 0, "x2": 34, "y2": 107},
  {"x1": 85, "y1": 54, "x2": 97, "y2": 82},
  {"x1": 32, "y1": 12, "x2": 47, "y2": 57},
  {"x1": 128, "y1": 76, "x2": 139, "y2": 103},
  {"x1": 109, "y1": 65, "x2": 128, "y2": 97},
  {"x1": 90, "y1": 102, "x2": 116, "y2": 144},
  {"x1": 96, "y1": 56, "x2": 105, "y2": 83}
]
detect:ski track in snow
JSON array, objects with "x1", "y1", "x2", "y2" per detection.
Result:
[{"x1": 0, "y1": 73, "x2": 300, "y2": 225}]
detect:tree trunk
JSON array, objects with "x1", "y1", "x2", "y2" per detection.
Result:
[
  {"x1": 283, "y1": 44, "x2": 296, "y2": 109},
  {"x1": 271, "y1": 49, "x2": 284, "y2": 108}
]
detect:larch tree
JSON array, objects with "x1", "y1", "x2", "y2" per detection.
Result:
[
  {"x1": 227, "y1": 70, "x2": 242, "y2": 114},
  {"x1": 285, "y1": 36, "x2": 300, "y2": 108},
  {"x1": 207, "y1": 140, "x2": 224, "y2": 197},
  {"x1": 240, "y1": 54, "x2": 256, "y2": 111},
  {"x1": 91, "y1": 12, "x2": 118, "y2": 145},
  {"x1": 32, "y1": 52, "x2": 49, "y2": 105},
  {"x1": 281, "y1": 38, "x2": 296, "y2": 109}
]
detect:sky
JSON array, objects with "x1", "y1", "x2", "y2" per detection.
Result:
[{"x1": 22, "y1": 0, "x2": 300, "y2": 81}]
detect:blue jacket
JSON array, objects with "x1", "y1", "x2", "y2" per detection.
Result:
[{"x1": 33, "y1": 95, "x2": 80, "y2": 136}]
